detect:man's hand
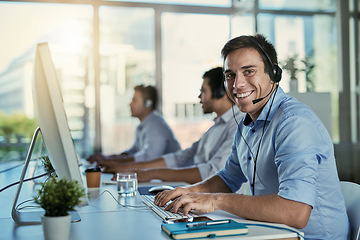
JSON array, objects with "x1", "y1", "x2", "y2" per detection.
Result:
[
  {"x1": 133, "y1": 169, "x2": 152, "y2": 182},
  {"x1": 154, "y1": 187, "x2": 218, "y2": 215},
  {"x1": 92, "y1": 154, "x2": 134, "y2": 173},
  {"x1": 97, "y1": 159, "x2": 118, "y2": 173},
  {"x1": 107, "y1": 163, "x2": 135, "y2": 173},
  {"x1": 154, "y1": 187, "x2": 190, "y2": 207},
  {"x1": 86, "y1": 153, "x2": 106, "y2": 164},
  {"x1": 165, "y1": 193, "x2": 218, "y2": 215}
]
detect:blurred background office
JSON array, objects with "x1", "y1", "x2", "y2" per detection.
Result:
[{"x1": 0, "y1": 0, "x2": 359, "y2": 184}]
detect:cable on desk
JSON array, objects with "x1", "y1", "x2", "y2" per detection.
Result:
[
  {"x1": 244, "y1": 223, "x2": 306, "y2": 240},
  {"x1": 13, "y1": 172, "x2": 54, "y2": 212},
  {"x1": 15, "y1": 199, "x2": 41, "y2": 211},
  {"x1": 95, "y1": 190, "x2": 148, "y2": 209},
  {"x1": 0, "y1": 161, "x2": 24, "y2": 173},
  {"x1": 0, "y1": 169, "x2": 54, "y2": 192}
]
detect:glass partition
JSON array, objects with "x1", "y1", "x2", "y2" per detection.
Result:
[
  {"x1": 105, "y1": 0, "x2": 231, "y2": 7},
  {"x1": 0, "y1": 0, "x2": 358, "y2": 183},
  {"x1": 231, "y1": 14, "x2": 255, "y2": 37},
  {"x1": 0, "y1": 2, "x2": 93, "y2": 162},
  {"x1": 161, "y1": 12, "x2": 230, "y2": 149},
  {"x1": 259, "y1": 0, "x2": 336, "y2": 11},
  {"x1": 258, "y1": 13, "x2": 339, "y2": 141},
  {"x1": 98, "y1": 6, "x2": 155, "y2": 154}
]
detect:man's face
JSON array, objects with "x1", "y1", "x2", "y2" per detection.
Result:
[
  {"x1": 224, "y1": 47, "x2": 273, "y2": 121},
  {"x1": 198, "y1": 77, "x2": 215, "y2": 114},
  {"x1": 129, "y1": 90, "x2": 146, "y2": 118}
]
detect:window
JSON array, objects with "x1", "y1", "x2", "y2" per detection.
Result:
[
  {"x1": 259, "y1": 0, "x2": 336, "y2": 11},
  {"x1": 231, "y1": 15, "x2": 255, "y2": 37},
  {"x1": 258, "y1": 13, "x2": 339, "y2": 141},
  {"x1": 98, "y1": 6, "x2": 155, "y2": 154},
  {"x1": 0, "y1": 2, "x2": 93, "y2": 161},
  {"x1": 161, "y1": 12, "x2": 230, "y2": 148},
  {"x1": 0, "y1": 0, "x2": 358, "y2": 183},
  {"x1": 106, "y1": 0, "x2": 231, "y2": 7}
]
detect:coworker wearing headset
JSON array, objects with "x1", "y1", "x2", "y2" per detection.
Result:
[
  {"x1": 154, "y1": 34, "x2": 349, "y2": 240},
  {"x1": 87, "y1": 85, "x2": 181, "y2": 166},
  {"x1": 107, "y1": 67, "x2": 244, "y2": 184}
]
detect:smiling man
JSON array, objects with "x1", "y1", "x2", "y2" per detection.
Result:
[{"x1": 154, "y1": 34, "x2": 349, "y2": 240}]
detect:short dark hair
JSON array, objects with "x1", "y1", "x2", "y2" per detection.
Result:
[
  {"x1": 134, "y1": 85, "x2": 158, "y2": 109},
  {"x1": 221, "y1": 34, "x2": 278, "y2": 78},
  {"x1": 202, "y1": 67, "x2": 225, "y2": 99}
]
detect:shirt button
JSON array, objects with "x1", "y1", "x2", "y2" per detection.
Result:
[
  {"x1": 252, "y1": 129, "x2": 255, "y2": 133},
  {"x1": 248, "y1": 156, "x2": 251, "y2": 160}
]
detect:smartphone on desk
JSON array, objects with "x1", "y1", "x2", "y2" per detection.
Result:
[{"x1": 163, "y1": 216, "x2": 212, "y2": 224}]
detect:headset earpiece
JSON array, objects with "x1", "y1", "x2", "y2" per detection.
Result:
[
  {"x1": 272, "y1": 65, "x2": 282, "y2": 83},
  {"x1": 145, "y1": 99, "x2": 153, "y2": 108},
  {"x1": 248, "y1": 36, "x2": 282, "y2": 83},
  {"x1": 213, "y1": 88, "x2": 225, "y2": 99}
]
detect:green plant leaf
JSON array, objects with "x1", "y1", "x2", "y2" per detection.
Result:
[{"x1": 34, "y1": 176, "x2": 85, "y2": 217}]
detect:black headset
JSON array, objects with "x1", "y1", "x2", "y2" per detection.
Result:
[
  {"x1": 208, "y1": 67, "x2": 226, "y2": 99},
  {"x1": 212, "y1": 87, "x2": 225, "y2": 99},
  {"x1": 248, "y1": 36, "x2": 282, "y2": 83}
]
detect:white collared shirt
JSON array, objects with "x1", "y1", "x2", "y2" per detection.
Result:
[{"x1": 163, "y1": 106, "x2": 244, "y2": 180}]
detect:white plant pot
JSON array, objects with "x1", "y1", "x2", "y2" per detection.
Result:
[{"x1": 42, "y1": 214, "x2": 71, "y2": 240}]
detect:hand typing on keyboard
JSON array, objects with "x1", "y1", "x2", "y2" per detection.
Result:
[
  {"x1": 141, "y1": 195, "x2": 200, "y2": 220},
  {"x1": 154, "y1": 187, "x2": 189, "y2": 209},
  {"x1": 154, "y1": 186, "x2": 218, "y2": 216}
]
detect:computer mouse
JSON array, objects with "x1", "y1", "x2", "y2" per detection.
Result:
[{"x1": 148, "y1": 185, "x2": 175, "y2": 194}]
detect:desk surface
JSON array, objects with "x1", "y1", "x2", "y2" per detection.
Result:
[{"x1": 0, "y1": 161, "x2": 303, "y2": 240}]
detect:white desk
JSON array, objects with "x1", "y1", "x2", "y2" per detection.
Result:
[{"x1": 0, "y1": 162, "x2": 303, "y2": 240}]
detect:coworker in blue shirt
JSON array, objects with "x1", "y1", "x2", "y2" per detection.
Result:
[
  {"x1": 154, "y1": 34, "x2": 350, "y2": 240},
  {"x1": 87, "y1": 85, "x2": 181, "y2": 168}
]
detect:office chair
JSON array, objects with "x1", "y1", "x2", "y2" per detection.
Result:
[{"x1": 340, "y1": 181, "x2": 360, "y2": 240}]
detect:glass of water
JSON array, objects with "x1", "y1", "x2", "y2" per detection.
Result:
[{"x1": 116, "y1": 172, "x2": 138, "y2": 196}]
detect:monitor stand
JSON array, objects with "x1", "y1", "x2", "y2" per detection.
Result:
[{"x1": 11, "y1": 127, "x2": 81, "y2": 225}]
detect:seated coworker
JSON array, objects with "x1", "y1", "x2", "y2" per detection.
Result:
[
  {"x1": 107, "y1": 67, "x2": 244, "y2": 184},
  {"x1": 154, "y1": 34, "x2": 349, "y2": 240},
  {"x1": 87, "y1": 85, "x2": 181, "y2": 165}
]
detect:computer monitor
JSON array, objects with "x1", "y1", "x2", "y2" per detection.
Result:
[
  {"x1": 33, "y1": 43, "x2": 85, "y2": 183},
  {"x1": 12, "y1": 42, "x2": 87, "y2": 225}
]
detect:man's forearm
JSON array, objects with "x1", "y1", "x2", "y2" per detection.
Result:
[
  {"x1": 112, "y1": 157, "x2": 166, "y2": 172},
  {"x1": 143, "y1": 167, "x2": 202, "y2": 184},
  {"x1": 215, "y1": 193, "x2": 311, "y2": 229},
  {"x1": 135, "y1": 158, "x2": 166, "y2": 169},
  {"x1": 108, "y1": 155, "x2": 135, "y2": 164}
]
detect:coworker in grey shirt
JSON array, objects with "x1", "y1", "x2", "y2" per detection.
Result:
[
  {"x1": 87, "y1": 85, "x2": 180, "y2": 169},
  {"x1": 163, "y1": 106, "x2": 242, "y2": 180},
  {"x1": 125, "y1": 110, "x2": 181, "y2": 162},
  {"x1": 108, "y1": 67, "x2": 244, "y2": 184}
]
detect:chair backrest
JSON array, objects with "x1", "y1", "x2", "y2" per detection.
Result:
[{"x1": 340, "y1": 181, "x2": 360, "y2": 240}]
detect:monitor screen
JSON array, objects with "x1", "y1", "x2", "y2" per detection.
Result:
[{"x1": 33, "y1": 42, "x2": 85, "y2": 190}]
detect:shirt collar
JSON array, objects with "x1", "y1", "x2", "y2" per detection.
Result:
[
  {"x1": 139, "y1": 110, "x2": 157, "y2": 127},
  {"x1": 215, "y1": 105, "x2": 241, "y2": 124},
  {"x1": 244, "y1": 86, "x2": 287, "y2": 126}
]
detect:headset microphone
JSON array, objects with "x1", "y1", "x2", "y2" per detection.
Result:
[{"x1": 252, "y1": 83, "x2": 275, "y2": 104}]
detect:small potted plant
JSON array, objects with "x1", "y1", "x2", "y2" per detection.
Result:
[{"x1": 34, "y1": 176, "x2": 85, "y2": 240}]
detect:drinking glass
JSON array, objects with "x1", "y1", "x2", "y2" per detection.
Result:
[{"x1": 116, "y1": 172, "x2": 138, "y2": 196}]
